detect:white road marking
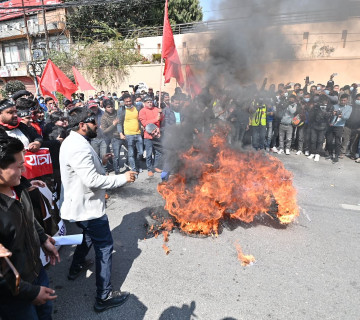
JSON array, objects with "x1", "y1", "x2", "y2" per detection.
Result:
[{"x1": 341, "y1": 204, "x2": 360, "y2": 211}]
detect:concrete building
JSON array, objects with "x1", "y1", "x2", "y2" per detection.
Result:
[{"x1": 0, "y1": 0, "x2": 69, "y2": 94}]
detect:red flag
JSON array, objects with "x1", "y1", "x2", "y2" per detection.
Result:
[
  {"x1": 162, "y1": 0, "x2": 184, "y2": 87},
  {"x1": 39, "y1": 59, "x2": 78, "y2": 100},
  {"x1": 72, "y1": 66, "x2": 96, "y2": 91},
  {"x1": 36, "y1": 76, "x2": 58, "y2": 102},
  {"x1": 185, "y1": 65, "x2": 202, "y2": 98}
]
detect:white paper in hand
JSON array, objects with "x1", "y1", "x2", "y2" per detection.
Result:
[{"x1": 52, "y1": 234, "x2": 83, "y2": 246}]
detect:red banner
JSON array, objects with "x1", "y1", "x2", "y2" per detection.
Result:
[
  {"x1": 0, "y1": 0, "x2": 61, "y2": 22},
  {"x1": 23, "y1": 148, "x2": 53, "y2": 180}
]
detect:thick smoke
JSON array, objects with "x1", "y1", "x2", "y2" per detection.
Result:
[{"x1": 204, "y1": 0, "x2": 355, "y2": 92}]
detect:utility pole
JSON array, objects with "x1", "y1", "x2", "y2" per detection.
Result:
[
  {"x1": 41, "y1": 0, "x2": 50, "y2": 52},
  {"x1": 21, "y1": 0, "x2": 39, "y2": 94},
  {"x1": 21, "y1": 0, "x2": 33, "y2": 63}
]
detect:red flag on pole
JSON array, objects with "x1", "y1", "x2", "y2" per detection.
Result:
[
  {"x1": 39, "y1": 59, "x2": 78, "y2": 100},
  {"x1": 162, "y1": 0, "x2": 184, "y2": 87},
  {"x1": 185, "y1": 65, "x2": 202, "y2": 98},
  {"x1": 36, "y1": 76, "x2": 58, "y2": 102},
  {"x1": 72, "y1": 66, "x2": 96, "y2": 91}
]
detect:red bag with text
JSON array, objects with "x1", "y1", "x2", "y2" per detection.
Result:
[{"x1": 23, "y1": 148, "x2": 53, "y2": 180}]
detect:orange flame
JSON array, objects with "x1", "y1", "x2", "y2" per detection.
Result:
[
  {"x1": 235, "y1": 243, "x2": 255, "y2": 266},
  {"x1": 162, "y1": 231, "x2": 169, "y2": 242},
  {"x1": 157, "y1": 132, "x2": 299, "y2": 235},
  {"x1": 162, "y1": 244, "x2": 170, "y2": 255}
]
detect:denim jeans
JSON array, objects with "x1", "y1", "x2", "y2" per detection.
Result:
[
  {"x1": 251, "y1": 125, "x2": 266, "y2": 150},
  {"x1": 91, "y1": 137, "x2": 107, "y2": 171},
  {"x1": 91, "y1": 138, "x2": 107, "y2": 159},
  {"x1": 0, "y1": 267, "x2": 52, "y2": 320},
  {"x1": 265, "y1": 121, "x2": 273, "y2": 148},
  {"x1": 111, "y1": 137, "x2": 127, "y2": 174},
  {"x1": 70, "y1": 215, "x2": 113, "y2": 300},
  {"x1": 144, "y1": 138, "x2": 162, "y2": 172},
  {"x1": 279, "y1": 123, "x2": 293, "y2": 150},
  {"x1": 126, "y1": 134, "x2": 143, "y2": 171}
]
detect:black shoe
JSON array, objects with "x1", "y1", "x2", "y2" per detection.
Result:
[
  {"x1": 333, "y1": 156, "x2": 339, "y2": 163},
  {"x1": 325, "y1": 155, "x2": 333, "y2": 160},
  {"x1": 68, "y1": 259, "x2": 94, "y2": 280},
  {"x1": 94, "y1": 291, "x2": 130, "y2": 313}
]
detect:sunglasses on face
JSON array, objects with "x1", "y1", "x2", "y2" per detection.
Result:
[{"x1": 82, "y1": 116, "x2": 97, "y2": 125}]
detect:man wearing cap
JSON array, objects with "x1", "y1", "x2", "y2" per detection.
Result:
[
  {"x1": 0, "y1": 99, "x2": 42, "y2": 152},
  {"x1": 139, "y1": 95, "x2": 164, "y2": 176},
  {"x1": 11, "y1": 89, "x2": 32, "y2": 102},
  {"x1": 59, "y1": 107, "x2": 137, "y2": 312}
]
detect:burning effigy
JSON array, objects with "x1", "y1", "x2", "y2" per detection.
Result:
[{"x1": 157, "y1": 128, "x2": 299, "y2": 237}]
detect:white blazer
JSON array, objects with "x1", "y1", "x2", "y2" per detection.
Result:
[{"x1": 59, "y1": 131, "x2": 127, "y2": 222}]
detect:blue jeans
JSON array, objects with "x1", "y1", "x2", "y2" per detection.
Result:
[
  {"x1": 70, "y1": 215, "x2": 113, "y2": 300},
  {"x1": 126, "y1": 134, "x2": 143, "y2": 171},
  {"x1": 111, "y1": 137, "x2": 127, "y2": 174},
  {"x1": 144, "y1": 138, "x2": 162, "y2": 172},
  {"x1": 0, "y1": 267, "x2": 52, "y2": 320}
]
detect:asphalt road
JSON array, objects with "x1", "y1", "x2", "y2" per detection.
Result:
[{"x1": 48, "y1": 151, "x2": 360, "y2": 320}]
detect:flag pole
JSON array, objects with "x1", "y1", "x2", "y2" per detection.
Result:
[{"x1": 158, "y1": 57, "x2": 163, "y2": 109}]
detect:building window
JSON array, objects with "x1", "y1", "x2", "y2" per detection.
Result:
[{"x1": 3, "y1": 43, "x2": 28, "y2": 64}]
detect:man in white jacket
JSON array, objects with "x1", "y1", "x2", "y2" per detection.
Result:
[{"x1": 59, "y1": 108, "x2": 136, "y2": 313}]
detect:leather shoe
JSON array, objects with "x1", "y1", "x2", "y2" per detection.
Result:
[
  {"x1": 68, "y1": 259, "x2": 94, "y2": 280},
  {"x1": 94, "y1": 291, "x2": 130, "y2": 313}
]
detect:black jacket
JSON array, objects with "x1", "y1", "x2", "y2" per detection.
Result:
[
  {"x1": 309, "y1": 104, "x2": 334, "y2": 130},
  {"x1": 0, "y1": 177, "x2": 48, "y2": 302},
  {"x1": 0, "y1": 122, "x2": 43, "y2": 145},
  {"x1": 346, "y1": 104, "x2": 360, "y2": 130}
]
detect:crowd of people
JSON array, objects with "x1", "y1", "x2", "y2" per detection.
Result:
[{"x1": 0, "y1": 74, "x2": 360, "y2": 318}]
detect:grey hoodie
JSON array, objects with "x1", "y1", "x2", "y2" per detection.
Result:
[{"x1": 281, "y1": 103, "x2": 297, "y2": 125}]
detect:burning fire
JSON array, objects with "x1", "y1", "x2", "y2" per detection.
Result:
[
  {"x1": 157, "y1": 131, "x2": 299, "y2": 236},
  {"x1": 235, "y1": 243, "x2": 255, "y2": 266}
]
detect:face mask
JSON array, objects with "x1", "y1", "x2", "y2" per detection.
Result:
[
  {"x1": 125, "y1": 105, "x2": 133, "y2": 109},
  {"x1": 324, "y1": 90, "x2": 330, "y2": 95},
  {"x1": 317, "y1": 86, "x2": 321, "y2": 91},
  {"x1": 355, "y1": 100, "x2": 360, "y2": 105},
  {"x1": 303, "y1": 98, "x2": 310, "y2": 102},
  {"x1": 284, "y1": 92, "x2": 288, "y2": 97},
  {"x1": 108, "y1": 95, "x2": 112, "y2": 99},
  {"x1": 350, "y1": 87, "x2": 354, "y2": 91},
  {"x1": 136, "y1": 102, "x2": 143, "y2": 107},
  {"x1": 39, "y1": 99, "x2": 44, "y2": 103}
]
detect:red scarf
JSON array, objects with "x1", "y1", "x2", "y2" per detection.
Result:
[
  {"x1": 31, "y1": 122, "x2": 42, "y2": 136},
  {"x1": 0, "y1": 118, "x2": 21, "y2": 130}
]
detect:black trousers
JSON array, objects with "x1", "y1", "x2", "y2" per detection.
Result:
[
  {"x1": 310, "y1": 127, "x2": 326, "y2": 155},
  {"x1": 326, "y1": 126, "x2": 344, "y2": 156}
]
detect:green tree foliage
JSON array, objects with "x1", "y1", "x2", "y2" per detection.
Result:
[
  {"x1": 48, "y1": 24, "x2": 143, "y2": 86},
  {"x1": 66, "y1": 0, "x2": 203, "y2": 41},
  {"x1": 1, "y1": 80, "x2": 26, "y2": 98}
]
